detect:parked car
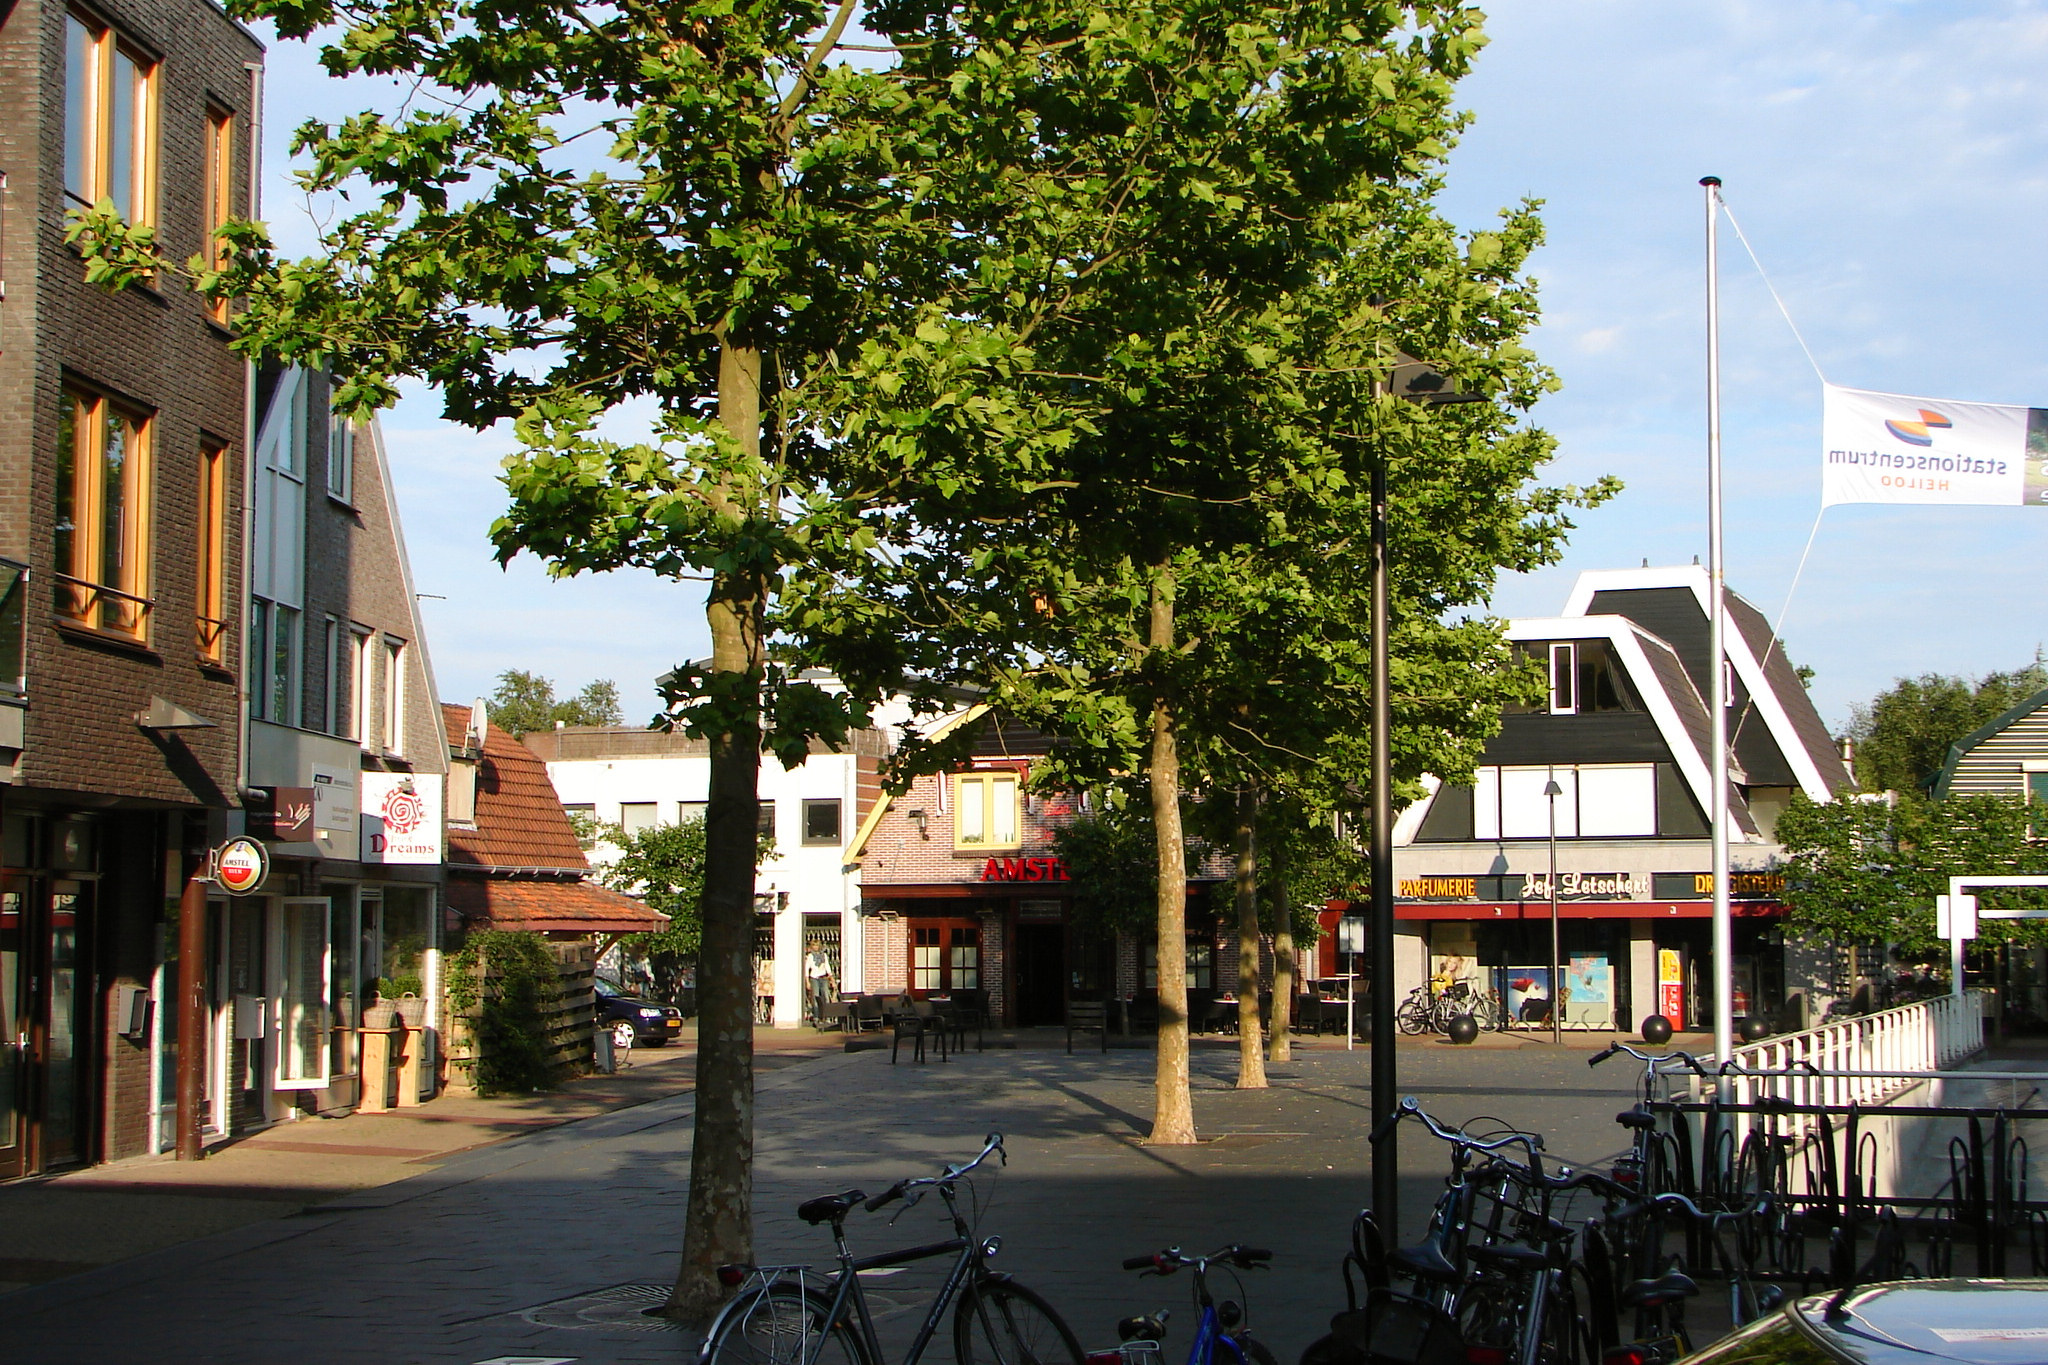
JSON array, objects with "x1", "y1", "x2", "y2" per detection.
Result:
[
  {"x1": 593, "y1": 978, "x2": 684, "y2": 1047},
  {"x1": 1679, "y1": 1280, "x2": 2048, "y2": 1365}
]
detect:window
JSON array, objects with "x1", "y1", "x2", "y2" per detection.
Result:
[
  {"x1": 802, "y1": 799, "x2": 842, "y2": 846},
  {"x1": 272, "y1": 898, "x2": 331, "y2": 1088},
  {"x1": 196, "y1": 441, "x2": 228, "y2": 661},
  {"x1": 349, "y1": 626, "x2": 373, "y2": 746},
  {"x1": 564, "y1": 804, "x2": 597, "y2": 849},
  {"x1": 381, "y1": 637, "x2": 405, "y2": 753},
  {"x1": 64, "y1": 13, "x2": 155, "y2": 225},
  {"x1": 0, "y1": 558, "x2": 25, "y2": 696},
  {"x1": 1473, "y1": 764, "x2": 1656, "y2": 840},
  {"x1": 757, "y1": 801, "x2": 776, "y2": 841},
  {"x1": 320, "y1": 616, "x2": 340, "y2": 734},
  {"x1": 247, "y1": 598, "x2": 300, "y2": 724},
  {"x1": 679, "y1": 801, "x2": 708, "y2": 826},
  {"x1": 202, "y1": 107, "x2": 233, "y2": 321},
  {"x1": 326, "y1": 412, "x2": 354, "y2": 503},
  {"x1": 953, "y1": 772, "x2": 1020, "y2": 850},
  {"x1": 54, "y1": 388, "x2": 152, "y2": 637},
  {"x1": 1142, "y1": 939, "x2": 1215, "y2": 991},
  {"x1": 619, "y1": 802, "x2": 658, "y2": 836},
  {"x1": 909, "y1": 921, "x2": 979, "y2": 994},
  {"x1": 1548, "y1": 643, "x2": 1576, "y2": 714}
]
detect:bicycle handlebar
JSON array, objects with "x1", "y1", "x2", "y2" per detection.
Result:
[
  {"x1": 1121, "y1": 1245, "x2": 1273, "y2": 1274},
  {"x1": 1614, "y1": 1190, "x2": 1770, "y2": 1226},
  {"x1": 865, "y1": 1134, "x2": 1007, "y2": 1213},
  {"x1": 1590, "y1": 1042, "x2": 1708, "y2": 1075},
  {"x1": 1379, "y1": 1096, "x2": 1545, "y2": 1157}
]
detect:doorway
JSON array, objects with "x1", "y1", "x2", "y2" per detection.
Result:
[
  {"x1": 0, "y1": 868, "x2": 94, "y2": 1178},
  {"x1": 1013, "y1": 923, "x2": 1065, "y2": 1027}
]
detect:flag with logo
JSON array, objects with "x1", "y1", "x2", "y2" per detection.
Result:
[{"x1": 1822, "y1": 383, "x2": 2048, "y2": 508}]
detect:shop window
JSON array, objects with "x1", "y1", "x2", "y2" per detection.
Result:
[
  {"x1": 196, "y1": 441, "x2": 228, "y2": 661},
  {"x1": 54, "y1": 388, "x2": 153, "y2": 638},
  {"x1": 1141, "y1": 939, "x2": 1216, "y2": 990},
  {"x1": 802, "y1": 799, "x2": 842, "y2": 845},
  {"x1": 65, "y1": 13, "x2": 156, "y2": 226},
  {"x1": 202, "y1": 106, "x2": 233, "y2": 321},
  {"x1": 953, "y1": 772, "x2": 1020, "y2": 850}
]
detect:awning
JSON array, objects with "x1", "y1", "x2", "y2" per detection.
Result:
[
  {"x1": 1391, "y1": 900, "x2": 1784, "y2": 922},
  {"x1": 447, "y1": 876, "x2": 668, "y2": 933}
]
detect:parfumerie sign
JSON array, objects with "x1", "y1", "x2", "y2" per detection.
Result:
[{"x1": 1398, "y1": 871, "x2": 1785, "y2": 902}]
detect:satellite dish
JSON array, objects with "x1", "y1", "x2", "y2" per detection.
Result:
[{"x1": 467, "y1": 699, "x2": 488, "y2": 749}]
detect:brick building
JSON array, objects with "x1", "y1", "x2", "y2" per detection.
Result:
[
  {"x1": 849, "y1": 707, "x2": 1229, "y2": 1027},
  {"x1": 0, "y1": 0, "x2": 261, "y2": 1177}
]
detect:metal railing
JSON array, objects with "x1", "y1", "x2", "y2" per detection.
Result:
[
  {"x1": 53, "y1": 572, "x2": 154, "y2": 639},
  {"x1": 1720, "y1": 990, "x2": 1986, "y2": 1115},
  {"x1": 195, "y1": 613, "x2": 230, "y2": 662}
]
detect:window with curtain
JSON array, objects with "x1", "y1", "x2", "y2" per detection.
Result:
[
  {"x1": 65, "y1": 13, "x2": 155, "y2": 226},
  {"x1": 195, "y1": 441, "x2": 228, "y2": 661},
  {"x1": 953, "y1": 772, "x2": 1020, "y2": 849},
  {"x1": 54, "y1": 388, "x2": 152, "y2": 637}
]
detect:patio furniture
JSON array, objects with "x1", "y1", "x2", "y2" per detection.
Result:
[
  {"x1": 817, "y1": 997, "x2": 853, "y2": 1032},
  {"x1": 1207, "y1": 995, "x2": 1241, "y2": 1035},
  {"x1": 1066, "y1": 999, "x2": 1109, "y2": 1054},
  {"x1": 852, "y1": 994, "x2": 887, "y2": 1032},
  {"x1": 892, "y1": 997, "x2": 949, "y2": 1064},
  {"x1": 944, "y1": 989, "x2": 987, "y2": 1051}
]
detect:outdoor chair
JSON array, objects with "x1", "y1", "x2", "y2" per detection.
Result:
[
  {"x1": 892, "y1": 997, "x2": 949, "y2": 1064},
  {"x1": 852, "y1": 994, "x2": 887, "y2": 1032},
  {"x1": 1126, "y1": 993, "x2": 1160, "y2": 1035},
  {"x1": 945, "y1": 989, "x2": 988, "y2": 1051},
  {"x1": 1066, "y1": 999, "x2": 1109, "y2": 1054},
  {"x1": 816, "y1": 998, "x2": 853, "y2": 1032}
]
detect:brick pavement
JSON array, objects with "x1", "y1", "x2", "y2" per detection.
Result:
[{"x1": 0, "y1": 1031, "x2": 1671, "y2": 1365}]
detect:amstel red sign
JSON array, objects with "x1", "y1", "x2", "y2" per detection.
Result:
[{"x1": 980, "y1": 856, "x2": 1070, "y2": 883}]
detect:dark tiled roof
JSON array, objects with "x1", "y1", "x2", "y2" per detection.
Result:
[
  {"x1": 1631, "y1": 628, "x2": 1760, "y2": 838},
  {"x1": 446, "y1": 876, "x2": 667, "y2": 932},
  {"x1": 442, "y1": 703, "x2": 588, "y2": 871},
  {"x1": 1725, "y1": 593, "x2": 1855, "y2": 797}
]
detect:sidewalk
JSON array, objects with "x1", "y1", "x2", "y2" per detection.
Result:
[{"x1": 0, "y1": 1025, "x2": 839, "y2": 1296}]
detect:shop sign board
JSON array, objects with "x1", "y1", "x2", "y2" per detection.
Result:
[
  {"x1": 980, "y1": 856, "x2": 1069, "y2": 883},
  {"x1": 1649, "y1": 871, "x2": 1786, "y2": 901},
  {"x1": 311, "y1": 764, "x2": 357, "y2": 836},
  {"x1": 1397, "y1": 872, "x2": 1654, "y2": 902},
  {"x1": 246, "y1": 786, "x2": 316, "y2": 843},
  {"x1": 360, "y1": 773, "x2": 444, "y2": 864},
  {"x1": 215, "y1": 836, "x2": 270, "y2": 896}
]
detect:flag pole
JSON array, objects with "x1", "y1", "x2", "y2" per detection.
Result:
[{"x1": 1703, "y1": 175, "x2": 1734, "y2": 1067}]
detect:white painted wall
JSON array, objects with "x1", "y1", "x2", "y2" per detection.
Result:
[{"x1": 544, "y1": 746, "x2": 867, "y2": 1028}]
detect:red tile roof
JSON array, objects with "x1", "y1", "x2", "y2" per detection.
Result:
[
  {"x1": 446, "y1": 876, "x2": 668, "y2": 933},
  {"x1": 442, "y1": 703, "x2": 588, "y2": 871}
]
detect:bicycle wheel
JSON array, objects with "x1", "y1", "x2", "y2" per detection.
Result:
[
  {"x1": 953, "y1": 1279, "x2": 1085, "y2": 1365},
  {"x1": 1397, "y1": 1000, "x2": 1430, "y2": 1035},
  {"x1": 1222, "y1": 1332, "x2": 1279, "y2": 1365},
  {"x1": 706, "y1": 1284, "x2": 870, "y2": 1365}
]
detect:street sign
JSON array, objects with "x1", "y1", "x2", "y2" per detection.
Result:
[{"x1": 213, "y1": 836, "x2": 269, "y2": 896}]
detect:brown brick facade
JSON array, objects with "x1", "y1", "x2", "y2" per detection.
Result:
[{"x1": 1, "y1": 0, "x2": 260, "y2": 1176}]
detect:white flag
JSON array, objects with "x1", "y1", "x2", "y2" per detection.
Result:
[{"x1": 1821, "y1": 383, "x2": 2048, "y2": 508}]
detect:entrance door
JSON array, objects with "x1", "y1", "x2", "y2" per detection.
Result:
[
  {"x1": 0, "y1": 874, "x2": 25, "y2": 1180},
  {"x1": 1013, "y1": 923, "x2": 1065, "y2": 1027},
  {"x1": 40, "y1": 880, "x2": 90, "y2": 1168}
]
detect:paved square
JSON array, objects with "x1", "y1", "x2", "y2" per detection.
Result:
[{"x1": 0, "y1": 1039, "x2": 1649, "y2": 1364}]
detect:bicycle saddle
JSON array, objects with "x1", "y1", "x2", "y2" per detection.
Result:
[
  {"x1": 1389, "y1": 1240, "x2": 1463, "y2": 1284},
  {"x1": 798, "y1": 1189, "x2": 867, "y2": 1225},
  {"x1": 1616, "y1": 1109, "x2": 1657, "y2": 1131},
  {"x1": 1620, "y1": 1271, "x2": 1699, "y2": 1308},
  {"x1": 1467, "y1": 1242, "x2": 1550, "y2": 1272}
]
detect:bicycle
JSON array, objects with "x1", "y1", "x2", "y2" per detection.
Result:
[
  {"x1": 1108, "y1": 1245, "x2": 1278, "y2": 1365},
  {"x1": 699, "y1": 1134, "x2": 1084, "y2": 1365}
]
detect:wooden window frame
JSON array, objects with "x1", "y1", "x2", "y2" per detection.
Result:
[
  {"x1": 54, "y1": 385, "x2": 153, "y2": 640},
  {"x1": 202, "y1": 105, "x2": 234, "y2": 322},
  {"x1": 380, "y1": 636, "x2": 405, "y2": 755},
  {"x1": 195, "y1": 439, "x2": 228, "y2": 661},
  {"x1": 907, "y1": 918, "x2": 979, "y2": 995},
  {"x1": 64, "y1": 13, "x2": 157, "y2": 228},
  {"x1": 952, "y1": 771, "x2": 1021, "y2": 851}
]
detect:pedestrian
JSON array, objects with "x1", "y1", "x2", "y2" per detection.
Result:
[{"x1": 805, "y1": 944, "x2": 836, "y2": 1023}]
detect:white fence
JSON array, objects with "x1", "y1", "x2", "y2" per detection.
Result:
[{"x1": 1720, "y1": 990, "x2": 1986, "y2": 1112}]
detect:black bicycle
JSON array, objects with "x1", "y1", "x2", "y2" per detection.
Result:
[{"x1": 699, "y1": 1134, "x2": 1084, "y2": 1365}]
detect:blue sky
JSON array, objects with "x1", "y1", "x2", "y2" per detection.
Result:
[{"x1": 255, "y1": 1, "x2": 2048, "y2": 728}]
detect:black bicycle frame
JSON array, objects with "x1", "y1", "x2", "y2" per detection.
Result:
[{"x1": 807, "y1": 1222, "x2": 987, "y2": 1365}]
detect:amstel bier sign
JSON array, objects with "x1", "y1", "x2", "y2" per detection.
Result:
[{"x1": 214, "y1": 836, "x2": 269, "y2": 896}]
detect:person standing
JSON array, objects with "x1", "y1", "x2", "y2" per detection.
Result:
[{"x1": 804, "y1": 944, "x2": 836, "y2": 1023}]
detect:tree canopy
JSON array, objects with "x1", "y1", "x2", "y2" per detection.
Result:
[
  {"x1": 1845, "y1": 663, "x2": 2048, "y2": 793},
  {"x1": 487, "y1": 670, "x2": 623, "y2": 737}
]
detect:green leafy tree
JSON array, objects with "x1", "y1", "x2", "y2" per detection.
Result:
[
  {"x1": 1846, "y1": 664, "x2": 2048, "y2": 793},
  {"x1": 1776, "y1": 790, "x2": 2048, "y2": 959},
  {"x1": 599, "y1": 813, "x2": 774, "y2": 1003},
  {"x1": 488, "y1": 670, "x2": 624, "y2": 738}
]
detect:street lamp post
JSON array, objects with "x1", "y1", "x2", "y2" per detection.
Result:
[
  {"x1": 1545, "y1": 776, "x2": 1563, "y2": 1046},
  {"x1": 1368, "y1": 358, "x2": 1486, "y2": 1241}
]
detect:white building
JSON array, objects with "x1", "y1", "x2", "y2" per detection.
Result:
[{"x1": 528, "y1": 717, "x2": 894, "y2": 1027}]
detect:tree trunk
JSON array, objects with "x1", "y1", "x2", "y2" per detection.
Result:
[
  {"x1": 1148, "y1": 564, "x2": 1196, "y2": 1144},
  {"x1": 668, "y1": 338, "x2": 766, "y2": 1322},
  {"x1": 1268, "y1": 836, "x2": 1293, "y2": 1064},
  {"x1": 1235, "y1": 785, "x2": 1266, "y2": 1088}
]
